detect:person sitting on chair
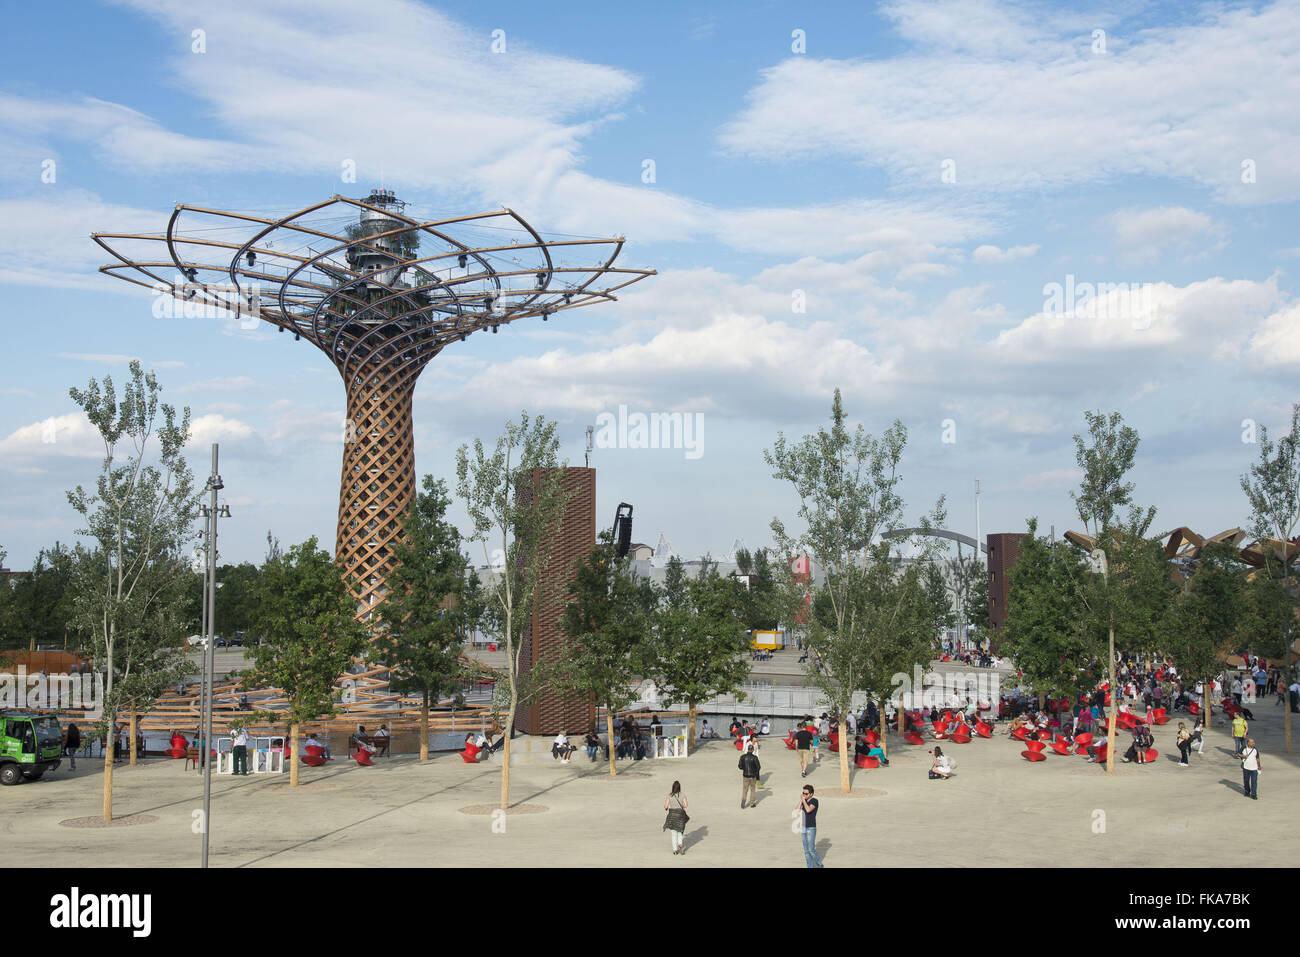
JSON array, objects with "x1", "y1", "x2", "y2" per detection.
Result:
[
  {"x1": 354, "y1": 726, "x2": 377, "y2": 756},
  {"x1": 304, "y1": 732, "x2": 331, "y2": 759},
  {"x1": 552, "y1": 731, "x2": 574, "y2": 763},
  {"x1": 854, "y1": 735, "x2": 889, "y2": 766},
  {"x1": 699, "y1": 720, "x2": 719, "y2": 740}
]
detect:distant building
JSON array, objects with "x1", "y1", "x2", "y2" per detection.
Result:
[{"x1": 986, "y1": 532, "x2": 1026, "y2": 647}]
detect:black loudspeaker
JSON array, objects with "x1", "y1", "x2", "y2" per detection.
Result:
[{"x1": 613, "y1": 503, "x2": 633, "y2": 558}]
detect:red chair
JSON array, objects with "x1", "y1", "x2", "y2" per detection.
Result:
[
  {"x1": 1024, "y1": 739, "x2": 1046, "y2": 754},
  {"x1": 734, "y1": 736, "x2": 745, "y2": 751},
  {"x1": 932, "y1": 721, "x2": 949, "y2": 739},
  {"x1": 460, "y1": 742, "x2": 481, "y2": 763},
  {"x1": 167, "y1": 733, "x2": 188, "y2": 759},
  {"x1": 1050, "y1": 740, "x2": 1072, "y2": 755},
  {"x1": 903, "y1": 731, "x2": 925, "y2": 746},
  {"x1": 1073, "y1": 732, "x2": 1094, "y2": 747},
  {"x1": 854, "y1": 754, "x2": 880, "y2": 769},
  {"x1": 975, "y1": 722, "x2": 993, "y2": 738},
  {"x1": 1011, "y1": 726, "x2": 1030, "y2": 741},
  {"x1": 1143, "y1": 748, "x2": 1158, "y2": 762},
  {"x1": 302, "y1": 745, "x2": 327, "y2": 768},
  {"x1": 864, "y1": 730, "x2": 880, "y2": 747},
  {"x1": 950, "y1": 728, "x2": 972, "y2": 744},
  {"x1": 1151, "y1": 708, "x2": 1169, "y2": 725},
  {"x1": 1090, "y1": 741, "x2": 1109, "y2": 763},
  {"x1": 1187, "y1": 702, "x2": 1200, "y2": 715},
  {"x1": 784, "y1": 734, "x2": 797, "y2": 751},
  {"x1": 355, "y1": 748, "x2": 374, "y2": 767},
  {"x1": 1021, "y1": 750, "x2": 1047, "y2": 762},
  {"x1": 828, "y1": 731, "x2": 840, "y2": 753}
]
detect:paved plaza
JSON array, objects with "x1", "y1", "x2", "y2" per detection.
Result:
[{"x1": 8, "y1": 701, "x2": 1298, "y2": 868}]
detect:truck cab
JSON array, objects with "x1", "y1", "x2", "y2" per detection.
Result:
[{"x1": 0, "y1": 710, "x2": 64, "y2": 785}]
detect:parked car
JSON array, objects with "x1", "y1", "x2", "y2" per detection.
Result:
[{"x1": 186, "y1": 635, "x2": 207, "y2": 648}]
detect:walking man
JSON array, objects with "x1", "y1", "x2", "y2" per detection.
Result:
[
  {"x1": 1231, "y1": 713, "x2": 1248, "y2": 757},
  {"x1": 232, "y1": 725, "x2": 249, "y2": 775},
  {"x1": 738, "y1": 743, "x2": 761, "y2": 808},
  {"x1": 797, "y1": 784, "x2": 823, "y2": 868},
  {"x1": 795, "y1": 723, "x2": 813, "y2": 777},
  {"x1": 1240, "y1": 738, "x2": 1260, "y2": 800}
]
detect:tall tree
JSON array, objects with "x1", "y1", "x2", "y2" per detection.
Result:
[
  {"x1": 922, "y1": 559, "x2": 956, "y2": 640},
  {"x1": 456, "y1": 412, "x2": 573, "y2": 809},
  {"x1": 554, "y1": 535, "x2": 656, "y2": 776},
  {"x1": 766, "y1": 389, "x2": 945, "y2": 792},
  {"x1": 1003, "y1": 519, "x2": 1094, "y2": 702},
  {"x1": 1162, "y1": 541, "x2": 1243, "y2": 716},
  {"x1": 1240, "y1": 402, "x2": 1300, "y2": 752},
  {"x1": 1071, "y1": 410, "x2": 1157, "y2": 773},
  {"x1": 376, "y1": 476, "x2": 475, "y2": 762},
  {"x1": 5, "y1": 544, "x2": 78, "y2": 651},
  {"x1": 66, "y1": 361, "x2": 196, "y2": 821},
  {"x1": 244, "y1": 537, "x2": 368, "y2": 786},
  {"x1": 648, "y1": 558, "x2": 752, "y2": 752}
]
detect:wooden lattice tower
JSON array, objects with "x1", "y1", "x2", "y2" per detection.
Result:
[{"x1": 93, "y1": 190, "x2": 654, "y2": 621}]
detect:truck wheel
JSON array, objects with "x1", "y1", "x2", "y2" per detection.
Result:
[{"x1": 0, "y1": 764, "x2": 23, "y2": 786}]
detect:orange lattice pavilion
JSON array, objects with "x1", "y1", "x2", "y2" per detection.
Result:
[{"x1": 94, "y1": 189, "x2": 653, "y2": 620}]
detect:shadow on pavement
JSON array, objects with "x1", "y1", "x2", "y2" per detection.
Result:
[{"x1": 684, "y1": 825, "x2": 709, "y2": 852}]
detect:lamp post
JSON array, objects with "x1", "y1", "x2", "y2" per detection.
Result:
[{"x1": 197, "y1": 444, "x2": 231, "y2": 868}]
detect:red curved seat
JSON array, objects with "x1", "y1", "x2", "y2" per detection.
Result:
[
  {"x1": 1144, "y1": 748, "x2": 1158, "y2": 762},
  {"x1": 950, "y1": 731, "x2": 972, "y2": 744},
  {"x1": 864, "y1": 731, "x2": 879, "y2": 746},
  {"x1": 932, "y1": 721, "x2": 949, "y2": 738},
  {"x1": 854, "y1": 755, "x2": 880, "y2": 769},
  {"x1": 355, "y1": 748, "x2": 374, "y2": 767},
  {"x1": 903, "y1": 732, "x2": 925, "y2": 746},
  {"x1": 735, "y1": 737, "x2": 745, "y2": 751},
  {"x1": 1187, "y1": 702, "x2": 1200, "y2": 715},
  {"x1": 1021, "y1": 751, "x2": 1047, "y2": 762},
  {"x1": 1073, "y1": 732, "x2": 1093, "y2": 747},
  {"x1": 1051, "y1": 741, "x2": 1072, "y2": 755},
  {"x1": 301, "y1": 754, "x2": 326, "y2": 768},
  {"x1": 1151, "y1": 708, "x2": 1169, "y2": 725},
  {"x1": 460, "y1": 743, "x2": 481, "y2": 763},
  {"x1": 1011, "y1": 726, "x2": 1029, "y2": 741},
  {"x1": 166, "y1": 747, "x2": 187, "y2": 759},
  {"x1": 1037, "y1": 729, "x2": 1052, "y2": 740},
  {"x1": 784, "y1": 736, "x2": 797, "y2": 751},
  {"x1": 1024, "y1": 739, "x2": 1046, "y2": 753},
  {"x1": 975, "y1": 723, "x2": 993, "y2": 738},
  {"x1": 1091, "y1": 742, "x2": 1109, "y2": 762}
]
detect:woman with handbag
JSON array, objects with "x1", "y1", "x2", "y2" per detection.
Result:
[{"x1": 663, "y1": 780, "x2": 689, "y2": 855}]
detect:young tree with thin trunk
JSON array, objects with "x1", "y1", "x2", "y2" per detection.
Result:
[
  {"x1": 1071, "y1": 410, "x2": 1157, "y2": 773},
  {"x1": 456, "y1": 413, "x2": 572, "y2": 809},
  {"x1": 554, "y1": 536, "x2": 655, "y2": 776},
  {"x1": 66, "y1": 361, "x2": 197, "y2": 821},
  {"x1": 766, "y1": 389, "x2": 945, "y2": 792},
  {"x1": 1162, "y1": 540, "x2": 1243, "y2": 726},
  {"x1": 1241, "y1": 402, "x2": 1300, "y2": 753},
  {"x1": 376, "y1": 477, "x2": 475, "y2": 761},
  {"x1": 648, "y1": 557, "x2": 752, "y2": 752},
  {"x1": 244, "y1": 538, "x2": 367, "y2": 786}
]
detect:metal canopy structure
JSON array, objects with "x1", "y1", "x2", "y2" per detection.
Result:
[{"x1": 93, "y1": 189, "x2": 655, "y2": 620}]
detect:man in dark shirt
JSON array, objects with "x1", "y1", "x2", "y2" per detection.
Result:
[
  {"x1": 797, "y1": 785, "x2": 823, "y2": 868},
  {"x1": 738, "y1": 744, "x2": 761, "y2": 808},
  {"x1": 795, "y1": 726, "x2": 813, "y2": 777}
]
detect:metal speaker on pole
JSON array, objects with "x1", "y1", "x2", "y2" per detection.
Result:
[{"x1": 613, "y1": 503, "x2": 633, "y2": 559}]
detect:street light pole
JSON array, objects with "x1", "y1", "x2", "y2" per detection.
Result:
[{"x1": 198, "y1": 444, "x2": 230, "y2": 868}]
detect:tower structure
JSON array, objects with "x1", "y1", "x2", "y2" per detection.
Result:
[{"x1": 94, "y1": 191, "x2": 653, "y2": 620}]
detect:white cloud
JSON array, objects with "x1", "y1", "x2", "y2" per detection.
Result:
[
  {"x1": 972, "y1": 243, "x2": 1039, "y2": 264},
  {"x1": 1110, "y1": 206, "x2": 1221, "y2": 263},
  {"x1": 719, "y1": 2, "x2": 1300, "y2": 203}
]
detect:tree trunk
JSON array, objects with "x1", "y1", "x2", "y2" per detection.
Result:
[
  {"x1": 1105, "y1": 612, "x2": 1117, "y2": 774},
  {"x1": 289, "y1": 723, "x2": 299, "y2": 787},
  {"x1": 839, "y1": 710, "x2": 851, "y2": 792},
  {"x1": 128, "y1": 707, "x2": 138, "y2": 766},
  {"x1": 878, "y1": 703, "x2": 887, "y2": 758},
  {"x1": 500, "y1": 697, "x2": 516, "y2": 810},
  {"x1": 606, "y1": 710, "x2": 617, "y2": 778},
  {"x1": 687, "y1": 703, "x2": 697, "y2": 755},
  {"x1": 420, "y1": 693, "x2": 430, "y2": 762},
  {"x1": 102, "y1": 722, "x2": 113, "y2": 822}
]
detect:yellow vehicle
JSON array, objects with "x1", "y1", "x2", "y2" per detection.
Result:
[{"x1": 750, "y1": 630, "x2": 786, "y2": 651}]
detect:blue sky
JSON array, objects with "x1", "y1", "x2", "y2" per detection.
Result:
[{"x1": 1, "y1": 0, "x2": 1298, "y2": 569}]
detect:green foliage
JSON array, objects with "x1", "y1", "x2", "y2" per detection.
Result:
[
  {"x1": 1162, "y1": 541, "x2": 1244, "y2": 682},
  {"x1": 65, "y1": 360, "x2": 197, "y2": 729},
  {"x1": 1237, "y1": 556, "x2": 1293, "y2": 663},
  {"x1": 648, "y1": 559, "x2": 752, "y2": 716},
  {"x1": 765, "y1": 389, "x2": 946, "y2": 721},
  {"x1": 554, "y1": 537, "x2": 656, "y2": 715},
  {"x1": 1077, "y1": 527, "x2": 1177, "y2": 658},
  {"x1": 1, "y1": 544, "x2": 80, "y2": 652},
  {"x1": 1002, "y1": 519, "x2": 1094, "y2": 700},
  {"x1": 244, "y1": 537, "x2": 368, "y2": 727},
  {"x1": 375, "y1": 477, "x2": 473, "y2": 705},
  {"x1": 1071, "y1": 410, "x2": 1156, "y2": 538},
  {"x1": 922, "y1": 560, "x2": 956, "y2": 637}
]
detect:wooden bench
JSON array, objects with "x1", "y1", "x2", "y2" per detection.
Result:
[{"x1": 184, "y1": 747, "x2": 201, "y2": 771}]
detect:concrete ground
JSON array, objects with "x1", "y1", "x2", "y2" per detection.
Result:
[{"x1": 7, "y1": 698, "x2": 1297, "y2": 868}]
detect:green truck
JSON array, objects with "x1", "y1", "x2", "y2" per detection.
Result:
[{"x1": 0, "y1": 710, "x2": 64, "y2": 785}]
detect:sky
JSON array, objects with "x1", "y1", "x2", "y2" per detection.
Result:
[{"x1": 1, "y1": 0, "x2": 1297, "y2": 570}]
